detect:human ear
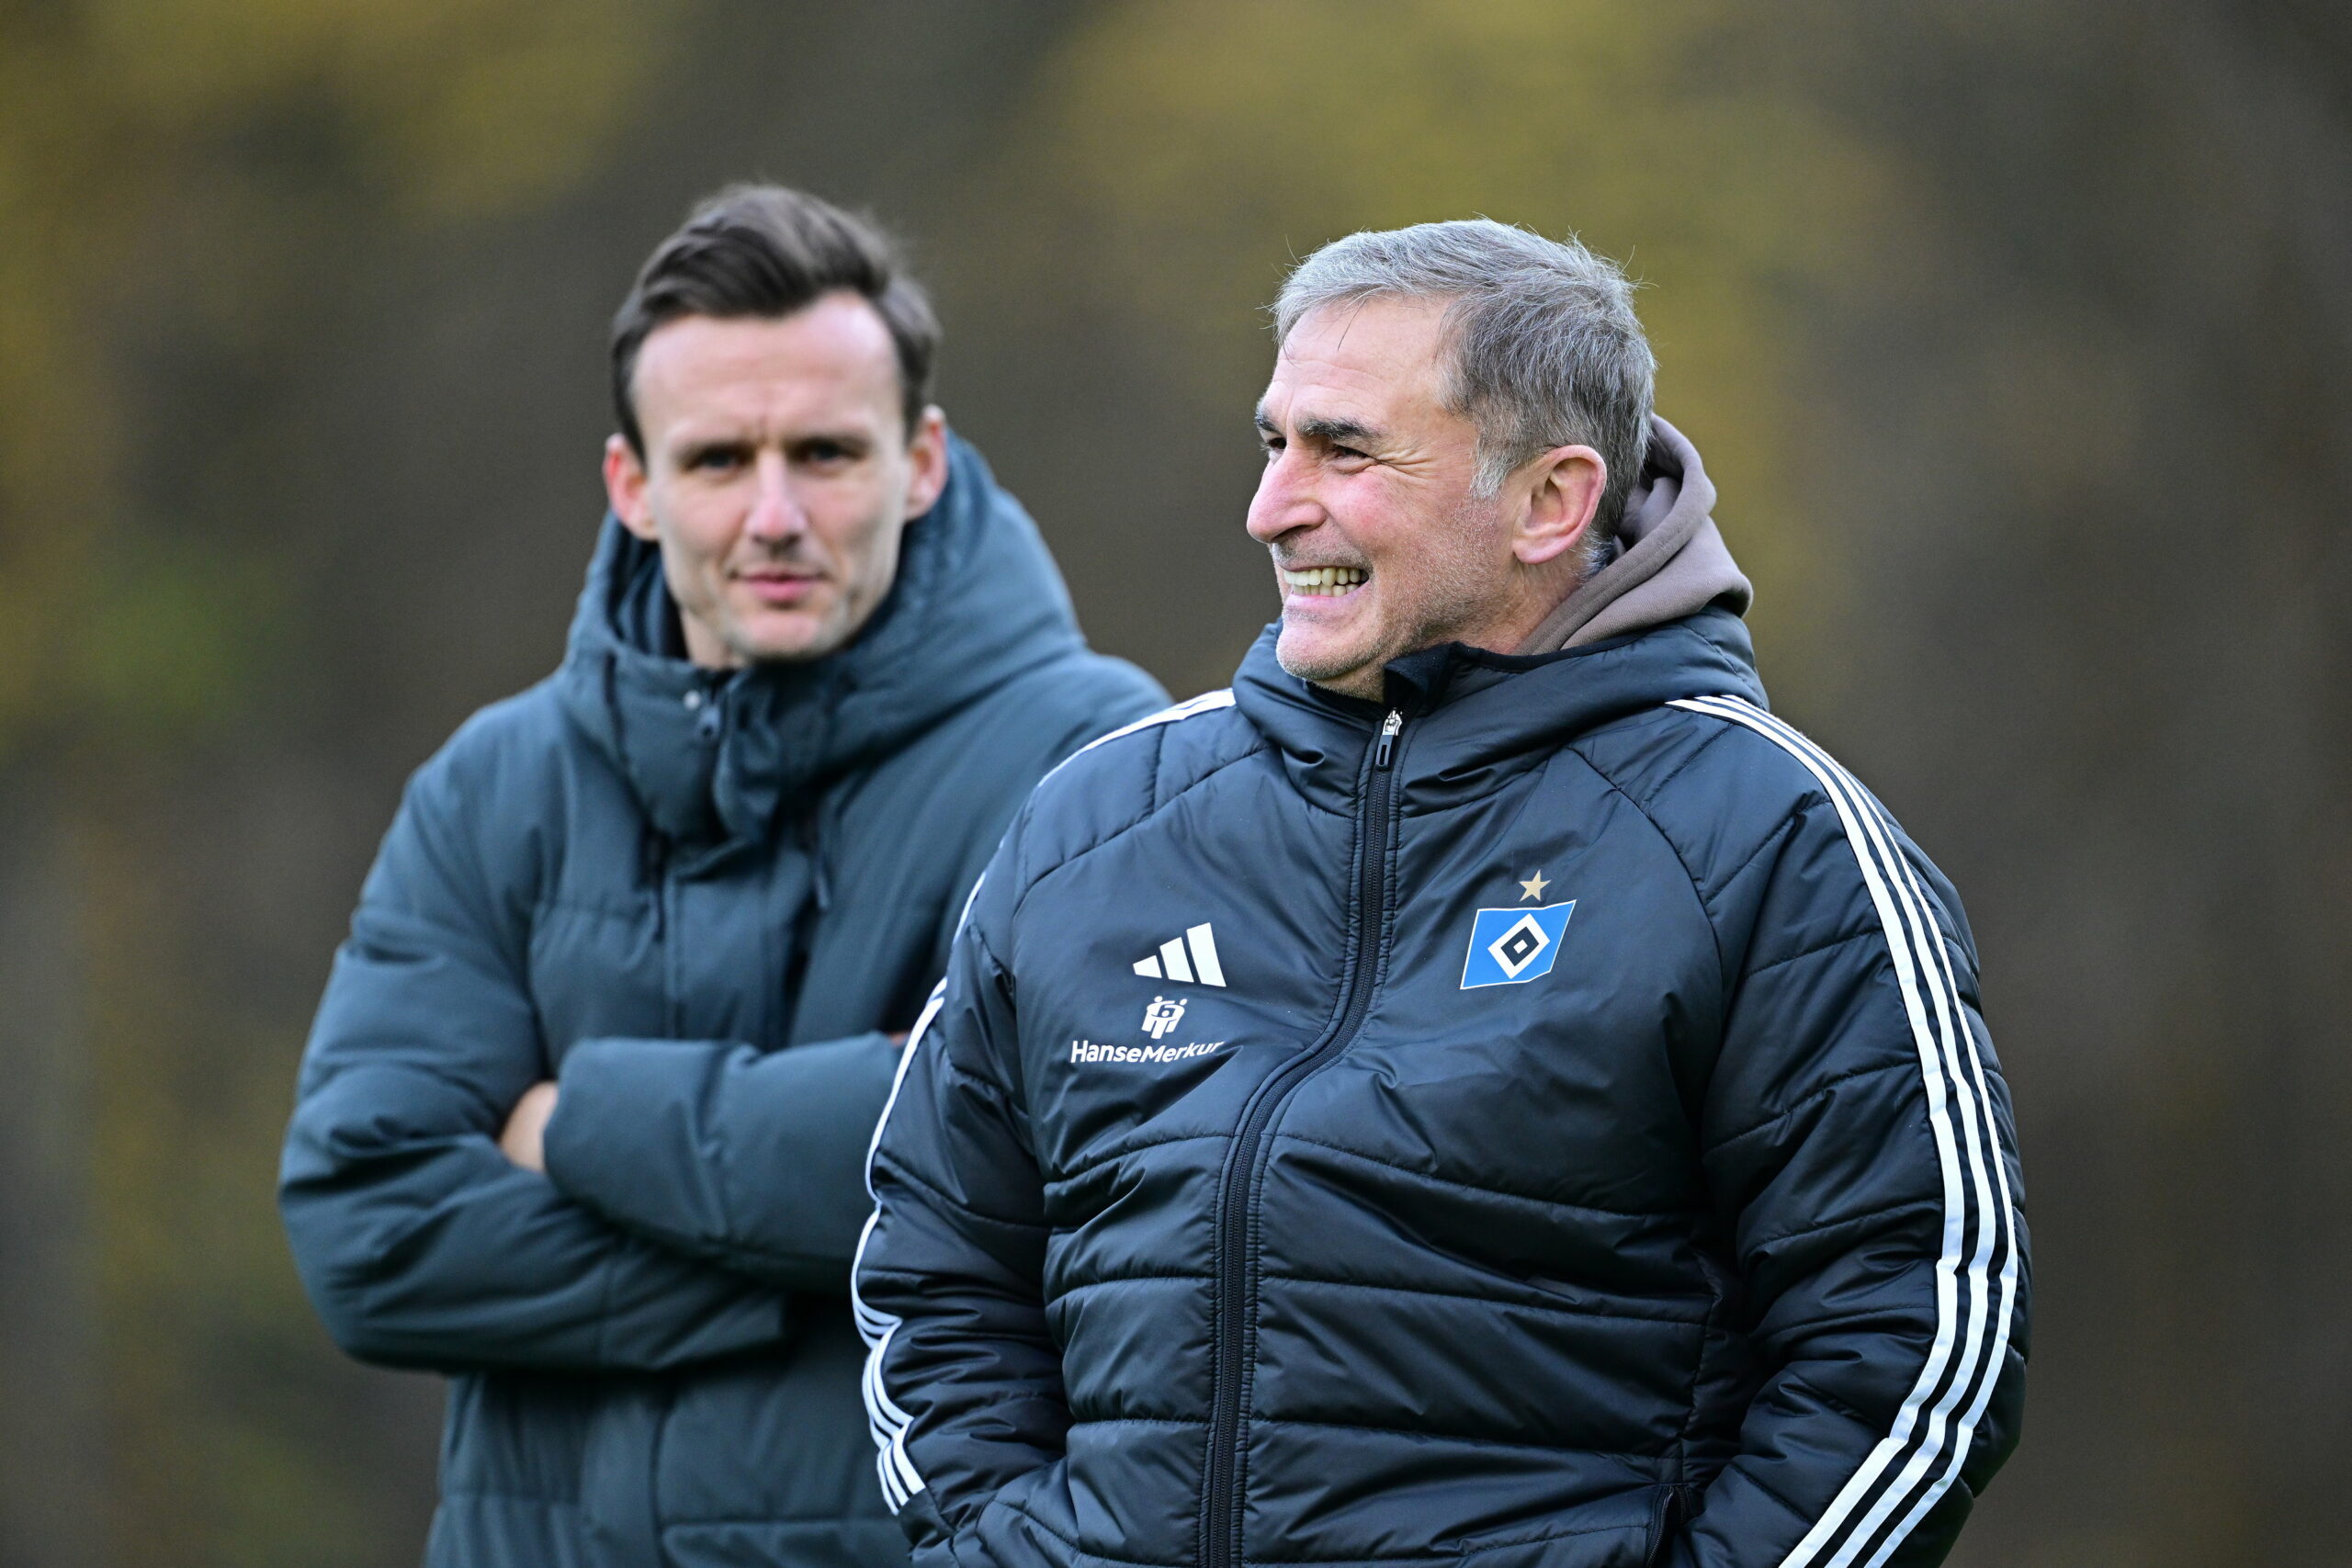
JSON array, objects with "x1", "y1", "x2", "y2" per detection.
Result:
[
  {"x1": 1512, "y1": 445, "x2": 1606, "y2": 567},
  {"x1": 604, "y1": 434, "x2": 659, "y2": 542},
  {"x1": 900, "y1": 406, "x2": 951, "y2": 519}
]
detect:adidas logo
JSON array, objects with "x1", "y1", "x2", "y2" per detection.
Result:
[{"x1": 1131, "y1": 922, "x2": 1227, "y2": 987}]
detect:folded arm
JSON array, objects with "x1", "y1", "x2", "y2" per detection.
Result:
[
  {"x1": 278, "y1": 765, "x2": 787, "y2": 1375},
  {"x1": 538, "y1": 1027, "x2": 905, "y2": 1292}
]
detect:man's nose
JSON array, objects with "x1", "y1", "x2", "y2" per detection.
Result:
[
  {"x1": 744, "y1": 451, "x2": 807, "y2": 543},
  {"x1": 1245, "y1": 449, "x2": 1323, "y2": 544}
]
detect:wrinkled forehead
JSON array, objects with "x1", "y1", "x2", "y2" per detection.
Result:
[{"x1": 1261, "y1": 296, "x2": 1455, "y2": 428}]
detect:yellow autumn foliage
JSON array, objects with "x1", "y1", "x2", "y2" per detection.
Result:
[
  {"x1": 0, "y1": 0, "x2": 656, "y2": 751},
  {"x1": 972, "y1": 0, "x2": 1921, "y2": 658}
]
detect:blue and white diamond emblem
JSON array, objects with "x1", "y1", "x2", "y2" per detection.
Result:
[{"x1": 1460, "y1": 901, "x2": 1577, "y2": 988}]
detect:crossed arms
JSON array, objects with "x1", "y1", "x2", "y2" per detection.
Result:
[{"x1": 277, "y1": 760, "x2": 902, "y2": 1374}]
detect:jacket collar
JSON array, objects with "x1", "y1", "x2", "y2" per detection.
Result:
[
  {"x1": 1230, "y1": 607, "x2": 1768, "y2": 816},
  {"x1": 553, "y1": 432, "x2": 1088, "y2": 859}
]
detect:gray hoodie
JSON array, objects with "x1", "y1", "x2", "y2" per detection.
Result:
[{"x1": 1517, "y1": 415, "x2": 1752, "y2": 654}]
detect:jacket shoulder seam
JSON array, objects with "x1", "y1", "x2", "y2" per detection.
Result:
[
  {"x1": 1626, "y1": 705, "x2": 1745, "y2": 803},
  {"x1": 1558, "y1": 745, "x2": 1729, "y2": 998},
  {"x1": 1012, "y1": 737, "x2": 1266, "y2": 922}
]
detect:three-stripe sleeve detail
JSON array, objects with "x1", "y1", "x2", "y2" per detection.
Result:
[
  {"x1": 853, "y1": 977, "x2": 950, "y2": 1510},
  {"x1": 1668, "y1": 696, "x2": 2020, "y2": 1568}
]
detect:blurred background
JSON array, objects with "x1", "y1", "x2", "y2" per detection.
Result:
[{"x1": 3, "y1": 0, "x2": 2347, "y2": 1562}]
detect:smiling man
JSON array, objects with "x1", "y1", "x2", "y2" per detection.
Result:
[
  {"x1": 1249, "y1": 288, "x2": 1613, "y2": 694},
  {"x1": 278, "y1": 186, "x2": 1164, "y2": 1568},
  {"x1": 857, "y1": 220, "x2": 2028, "y2": 1568}
]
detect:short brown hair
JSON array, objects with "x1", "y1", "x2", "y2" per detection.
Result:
[{"x1": 610, "y1": 184, "x2": 940, "y2": 455}]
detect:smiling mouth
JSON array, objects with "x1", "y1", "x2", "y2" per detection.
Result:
[{"x1": 1282, "y1": 566, "x2": 1368, "y2": 597}]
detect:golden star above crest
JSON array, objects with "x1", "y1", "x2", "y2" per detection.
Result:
[{"x1": 1518, "y1": 870, "x2": 1550, "y2": 902}]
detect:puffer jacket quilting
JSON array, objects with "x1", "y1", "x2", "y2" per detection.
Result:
[{"x1": 855, "y1": 608, "x2": 2027, "y2": 1568}]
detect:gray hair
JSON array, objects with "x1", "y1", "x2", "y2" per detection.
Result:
[{"x1": 1272, "y1": 220, "x2": 1655, "y2": 534}]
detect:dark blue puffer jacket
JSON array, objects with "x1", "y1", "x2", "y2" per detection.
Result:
[
  {"x1": 279, "y1": 435, "x2": 1166, "y2": 1568},
  {"x1": 856, "y1": 608, "x2": 2027, "y2": 1568}
]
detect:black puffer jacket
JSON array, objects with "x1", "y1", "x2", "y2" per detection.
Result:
[
  {"x1": 856, "y1": 604, "x2": 2027, "y2": 1568},
  {"x1": 280, "y1": 434, "x2": 1165, "y2": 1568}
]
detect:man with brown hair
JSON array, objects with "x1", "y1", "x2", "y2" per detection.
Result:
[{"x1": 280, "y1": 185, "x2": 1164, "y2": 1568}]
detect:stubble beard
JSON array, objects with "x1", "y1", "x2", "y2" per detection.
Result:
[
  {"x1": 1276, "y1": 497, "x2": 1509, "y2": 695},
  {"x1": 709, "y1": 505, "x2": 902, "y2": 668}
]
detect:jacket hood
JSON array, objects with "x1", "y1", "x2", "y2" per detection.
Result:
[
  {"x1": 1231, "y1": 415, "x2": 1763, "y2": 814},
  {"x1": 1516, "y1": 414, "x2": 1752, "y2": 654},
  {"x1": 554, "y1": 432, "x2": 1090, "y2": 855}
]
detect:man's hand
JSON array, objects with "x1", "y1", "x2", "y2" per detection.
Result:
[{"x1": 500, "y1": 1081, "x2": 560, "y2": 1172}]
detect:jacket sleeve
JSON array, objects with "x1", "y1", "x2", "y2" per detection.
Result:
[
  {"x1": 537, "y1": 1029, "x2": 902, "y2": 1292},
  {"x1": 854, "y1": 854, "x2": 1069, "y2": 1568},
  {"x1": 1668, "y1": 789, "x2": 2029, "y2": 1568},
  {"x1": 277, "y1": 751, "x2": 788, "y2": 1374},
  {"x1": 537, "y1": 692, "x2": 1168, "y2": 1294}
]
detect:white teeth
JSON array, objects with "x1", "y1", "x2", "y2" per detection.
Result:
[{"x1": 1282, "y1": 566, "x2": 1367, "y2": 596}]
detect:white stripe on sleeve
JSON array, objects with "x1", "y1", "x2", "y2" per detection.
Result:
[
  {"x1": 851, "y1": 977, "x2": 949, "y2": 1510},
  {"x1": 1668, "y1": 696, "x2": 2018, "y2": 1568}
]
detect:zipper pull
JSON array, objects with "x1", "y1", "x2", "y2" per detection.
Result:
[{"x1": 1374, "y1": 708, "x2": 1404, "y2": 769}]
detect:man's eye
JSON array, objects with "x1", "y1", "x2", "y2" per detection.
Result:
[{"x1": 690, "y1": 448, "x2": 745, "y2": 471}]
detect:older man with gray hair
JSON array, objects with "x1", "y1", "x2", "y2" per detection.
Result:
[{"x1": 856, "y1": 220, "x2": 2028, "y2": 1568}]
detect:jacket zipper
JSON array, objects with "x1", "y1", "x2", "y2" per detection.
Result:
[{"x1": 1200, "y1": 705, "x2": 1406, "y2": 1568}]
